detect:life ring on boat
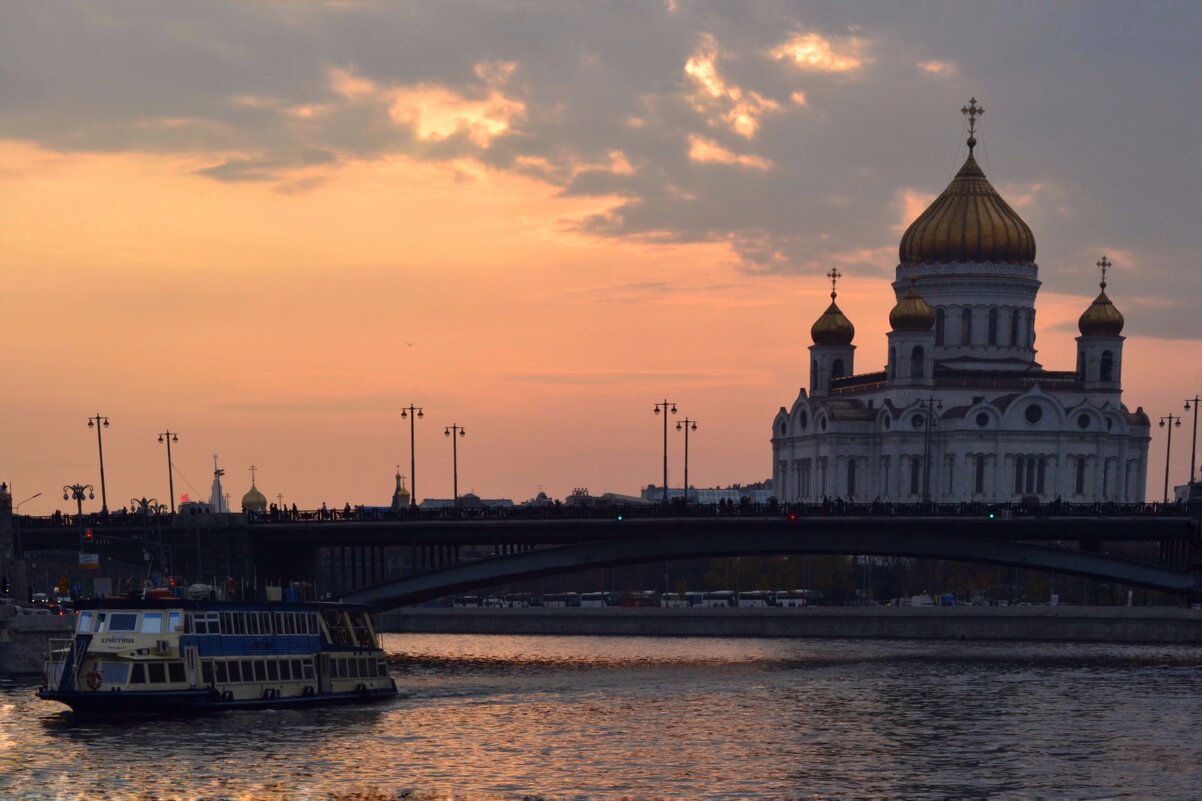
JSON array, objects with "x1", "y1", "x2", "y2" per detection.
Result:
[{"x1": 85, "y1": 671, "x2": 102, "y2": 691}]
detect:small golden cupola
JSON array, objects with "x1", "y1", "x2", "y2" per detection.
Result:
[
  {"x1": 1078, "y1": 255, "x2": 1125, "y2": 336},
  {"x1": 889, "y1": 279, "x2": 936, "y2": 332},
  {"x1": 811, "y1": 267, "x2": 855, "y2": 345},
  {"x1": 241, "y1": 465, "x2": 267, "y2": 513},
  {"x1": 899, "y1": 99, "x2": 1036, "y2": 265}
]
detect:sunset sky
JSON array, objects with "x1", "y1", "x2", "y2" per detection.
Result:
[{"x1": 2, "y1": 1, "x2": 1200, "y2": 514}]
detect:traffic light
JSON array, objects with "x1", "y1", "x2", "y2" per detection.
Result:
[{"x1": 85, "y1": 528, "x2": 93, "y2": 541}]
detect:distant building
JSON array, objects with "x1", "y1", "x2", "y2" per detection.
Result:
[
  {"x1": 390, "y1": 470, "x2": 411, "y2": 510},
  {"x1": 641, "y1": 481, "x2": 773, "y2": 505},
  {"x1": 419, "y1": 493, "x2": 513, "y2": 510},
  {"x1": 566, "y1": 488, "x2": 651, "y2": 507}
]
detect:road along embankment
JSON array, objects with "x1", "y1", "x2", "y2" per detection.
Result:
[{"x1": 379, "y1": 606, "x2": 1202, "y2": 644}]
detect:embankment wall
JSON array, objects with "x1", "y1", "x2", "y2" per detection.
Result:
[{"x1": 379, "y1": 606, "x2": 1202, "y2": 644}]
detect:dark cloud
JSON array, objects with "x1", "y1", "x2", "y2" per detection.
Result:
[{"x1": 1, "y1": 1, "x2": 1198, "y2": 337}]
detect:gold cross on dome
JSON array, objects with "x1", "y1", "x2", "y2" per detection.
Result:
[
  {"x1": 961, "y1": 97, "x2": 984, "y2": 153},
  {"x1": 249, "y1": 464, "x2": 257, "y2": 484},
  {"x1": 1096, "y1": 255, "x2": 1111, "y2": 289},
  {"x1": 826, "y1": 267, "x2": 842, "y2": 298},
  {"x1": 961, "y1": 98, "x2": 984, "y2": 135}
]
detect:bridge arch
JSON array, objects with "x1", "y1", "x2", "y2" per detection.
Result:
[{"x1": 341, "y1": 529, "x2": 1200, "y2": 610}]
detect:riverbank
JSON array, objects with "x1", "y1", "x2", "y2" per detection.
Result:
[{"x1": 379, "y1": 606, "x2": 1202, "y2": 644}]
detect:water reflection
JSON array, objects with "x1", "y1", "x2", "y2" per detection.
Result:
[{"x1": 1, "y1": 635, "x2": 1200, "y2": 800}]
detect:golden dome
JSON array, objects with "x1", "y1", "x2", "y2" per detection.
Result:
[
  {"x1": 899, "y1": 153, "x2": 1036, "y2": 265},
  {"x1": 811, "y1": 294, "x2": 855, "y2": 346},
  {"x1": 241, "y1": 483, "x2": 267, "y2": 513},
  {"x1": 889, "y1": 284, "x2": 935, "y2": 331},
  {"x1": 1078, "y1": 289, "x2": 1124, "y2": 336}
]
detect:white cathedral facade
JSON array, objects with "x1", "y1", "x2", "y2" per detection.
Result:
[{"x1": 771, "y1": 104, "x2": 1150, "y2": 504}]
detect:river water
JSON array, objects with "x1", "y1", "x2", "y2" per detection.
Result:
[{"x1": 2, "y1": 634, "x2": 1202, "y2": 800}]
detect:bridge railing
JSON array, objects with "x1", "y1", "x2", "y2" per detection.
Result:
[{"x1": 11, "y1": 499, "x2": 1196, "y2": 529}]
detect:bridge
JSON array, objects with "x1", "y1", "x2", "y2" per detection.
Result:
[{"x1": 9, "y1": 502, "x2": 1201, "y2": 607}]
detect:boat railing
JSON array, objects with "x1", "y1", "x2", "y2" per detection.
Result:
[{"x1": 45, "y1": 637, "x2": 74, "y2": 689}]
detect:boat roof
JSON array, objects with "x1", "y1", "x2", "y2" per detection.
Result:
[{"x1": 72, "y1": 598, "x2": 374, "y2": 612}]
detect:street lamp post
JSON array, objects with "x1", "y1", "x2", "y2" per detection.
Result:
[
  {"x1": 158, "y1": 430, "x2": 179, "y2": 513},
  {"x1": 676, "y1": 418, "x2": 698, "y2": 506},
  {"x1": 444, "y1": 424, "x2": 466, "y2": 508},
  {"x1": 62, "y1": 484, "x2": 95, "y2": 517},
  {"x1": 1184, "y1": 396, "x2": 1200, "y2": 486},
  {"x1": 653, "y1": 400, "x2": 677, "y2": 505},
  {"x1": 87, "y1": 414, "x2": 110, "y2": 514},
  {"x1": 14, "y1": 492, "x2": 42, "y2": 514},
  {"x1": 919, "y1": 396, "x2": 943, "y2": 504},
  {"x1": 1159, "y1": 414, "x2": 1182, "y2": 503},
  {"x1": 401, "y1": 405, "x2": 424, "y2": 508}
]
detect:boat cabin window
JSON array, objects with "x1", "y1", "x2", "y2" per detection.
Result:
[
  {"x1": 279, "y1": 661, "x2": 291, "y2": 680},
  {"x1": 140, "y1": 613, "x2": 163, "y2": 634},
  {"x1": 260, "y1": 612, "x2": 273, "y2": 634},
  {"x1": 254, "y1": 661, "x2": 267, "y2": 682},
  {"x1": 168, "y1": 663, "x2": 185, "y2": 683},
  {"x1": 108, "y1": 613, "x2": 138, "y2": 632},
  {"x1": 202, "y1": 662, "x2": 214, "y2": 685},
  {"x1": 228, "y1": 661, "x2": 241, "y2": 682},
  {"x1": 98, "y1": 662, "x2": 129, "y2": 686},
  {"x1": 241, "y1": 660, "x2": 254, "y2": 682},
  {"x1": 148, "y1": 663, "x2": 166, "y2": 683},
  {"x1": 191, "y1": 612, "x2": 220, "y2": 634},
  {"x1": 169, "y1": 611, "x2": 181, "y2": 632},
  {"x1": 216, "y1": 662, "x2": 229, "y2": 683},
  {"x1": 94, "y1": 612, "x2": 107, "y2": 632},
  {"x1": 293, "y1": 659, "x2": 304, "y2": 679},
  {"x1": 267, "y1": 661, "x2": 279, "y2": 681},
  {"x1": 77, "y1": 611, "x2": 93, "y2": 633},
  {"x1": 302, "y1": 659, "x2": 314, "y2": 680},
  {"x1": 130, "y1": 664, "x2": 146, "y2": 684},
  {"x1": 246, "y1": 613, "x2": 259, "y2": 636}
]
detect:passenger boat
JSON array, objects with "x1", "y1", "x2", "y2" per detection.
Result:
[{"x1": 38, "y1": 598, "x2": 397, "y2": 715}]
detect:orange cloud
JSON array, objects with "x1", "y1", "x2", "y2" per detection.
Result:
[
  {"x1": 918, "y1": 60, "x2": 958, "y2": 78},
  {"x1": 687, "y1": 134, "x2": 772, "y2": 169},
  {"x1": 328, "y1": 63, "x2": 526, "y2": 148},
  {"x1": 770, "y1": 32, "x2": 867, "y2": 73},
  {"x1": 685, "y1": 33, "x2": 781, "y2": 138}
]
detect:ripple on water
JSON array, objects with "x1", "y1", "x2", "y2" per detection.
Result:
[{"x1": 2, "y1": 635, "x2": 1202, "y2": 800}]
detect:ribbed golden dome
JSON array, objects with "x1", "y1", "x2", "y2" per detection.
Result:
[
  {"x1": 811, "y1": 294, "x2": 855, "y2": 346},
  {"x1": 899, "y1": 153, "x2": 1035, "y2": 265},
  {"x1": 1078, "y1": 289, "x2": 1124, "y2": 336},
  {"x1": 241, "y1": 483, "x2": 267, "y2": 513},
  {"x1": 889, "y1": 284, "x2": 935, "y2": 331}
]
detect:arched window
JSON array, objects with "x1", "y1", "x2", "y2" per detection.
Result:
[
  {"x1": 910, "y1": 458, "x2": 922, "y2": 496},
  {"x1": 1036, "y1": 457, "x2": 1047, "y2": 495},
  {"x1": 1077, "y1": 351, "x2": 1085, "y2": 380},
  {"x1": 888, "y1": 347, "x2": 896, "y2": 378},
  {"x1": 961, "y1": 308, "x2": 973, "y2": 346},
  {"x1": 847, "y1": 459, "x2": 857, "y2": 498},
  {"x1": 974, "y1": 455, "x2": 986, "y2": 494},
  {"x1": 988, "y1": 308, "x2": 998, "y2": 345},
  {"x1": 935, "y1": 308, "x2": 945, "y2": 346},
  {"x1": 1100, "y1": 351, "x2": 1114, "y2": 382},
  {"x1": 831, "y1": 358, "x2": 845, "y2": 380},
  {"x1": 910, "y1": 346, "x2": 924, "y2": 379},
  {"x1": 1075, "y1": 457, "x2": 1086, "y2": 495},
  {"x1": 1014, "y1": 457, "x2": 1024, "y2": 495},
  {"x1": 810, "y1": 359, "x2": 817, "y2": 389},
  {"x1": 1010, "y1": 309, "x2": 1020, "y2": 346}
]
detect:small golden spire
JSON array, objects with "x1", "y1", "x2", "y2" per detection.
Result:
[
  {"x1": 249, "y1": 464, "x2": 257, "y2": 485},
  {"x1": 961, "y1": 97, "x2": 984, "y2": 154},
  {"x1": 826, "y1": 267, "x2": 842, "y2": 300},
  {"x1": 1096, "y1": 254, "x2": 1111, "y2": 290}
]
